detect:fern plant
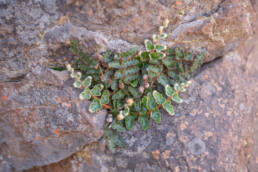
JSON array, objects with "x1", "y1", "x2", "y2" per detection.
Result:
[{"x1": 66, "y1": 19, "x2": 203, "y2": 151}]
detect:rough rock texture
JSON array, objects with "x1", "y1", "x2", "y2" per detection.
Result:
[
  {"x1": 27, "y1": 27, "x2": 258, "y2": 172},
  {"x1": 0, "y1": 0, "x2": 257, "y2": 171},
  {"x1": 0, "y1": 67, "x2": 106, "y2": 171}
]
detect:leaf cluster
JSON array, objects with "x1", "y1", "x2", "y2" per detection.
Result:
[{"x1": 67, "y1": 19, "x2": 204, "y2": 150}]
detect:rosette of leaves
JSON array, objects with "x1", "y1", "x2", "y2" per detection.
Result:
[{"x1": 67, "y1": 19, "x2": 203, "y2": 134}]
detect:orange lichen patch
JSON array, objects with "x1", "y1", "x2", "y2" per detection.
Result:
[
  {"x1": 57, "y1": 16, "x2": 69, "y2": 25},
  {"x1": 3, "y1": 96, "x2": 8, "y2": 101},
  {"x1": 152, "y1": 150, "x2": 160, "y2": 160},
  {"x1": 62, "y1": 103, "x2": 71, "y2": 108},
  {"x1": 56, "y1": 97, "x2": 62, "y2": 103},
  {"x1": 202, "y1": 74, "x2": 209, "y2": 80},
  {"x1": 180, "y1": 122, "x2": 187, "y2": 130},
  {"x1": 175, "y1": 1, "x2": 182, "y2": 6},
  {"x1": 54, "y1": 129, "x2": 60, "y2": 135},
  {"x1": 162, "y1": 150, "x2": 171, "y2": 160}
]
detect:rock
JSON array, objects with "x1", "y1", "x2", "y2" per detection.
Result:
[
  {"x1": 187, "y1": 137, "x2": 206, "y2": 155},
  {"x1": 27, "y1": 20, "x2": 258, "y2": 172},
  {"x1": 0, "y1": 67, "x2": 106, "y2": 171},
  {"x1": 0, "y1": 0, "x2": 257, "y2": 171}
]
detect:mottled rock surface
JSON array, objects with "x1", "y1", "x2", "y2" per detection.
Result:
[
  {"x1": 0, "y1": 0, "x2": 257, "y2": 171},
  {"x1": 27, "y1": 27, "x2": 258, "y2": 172},
  {"x1": 0, "y1": 67, "x2": 106, "y2": 171}
]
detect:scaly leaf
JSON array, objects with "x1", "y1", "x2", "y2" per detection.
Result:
[
  {"x1": 112, "y1": 90, "x2": 125, "y2": 100},
  {"x1": 155, "y1": 45, "x2": 166, "y2": 52},
  {"x1": 108, "y1": 61, "x2": 121, "y2": 69},
  {"x1": 172, "y1": 93, "x2": 183, "y2": 103},
  {"x1": 89, "y1": 98, "x2": 102, "y2": 113},
  {"x1": 140, "y1": 51, "x2": 150, "y2": 62},
  {"x1": 125, "y1": 115, "x2": 136, "y2": 130},
  {"x1": 120, "y1": 47, "x2": 139, "y2": 59},
  {"x1": 128, "y1": 86, "x2": 139, "y2": 98},
  {"x1": 100, "y1": 90, "x2": 110, "y2": 105},
  {"x1": 157, "y1": 74, "x2": 169, "y2": 87},
  {"x1": 165, "y1": 85, "x2": 174, "y2": 97},
  {"x1": 153, "y1": 91, "x2": 166, "y2": 104},
  {"x1": 73, "y1": 81, "x2": 81, "y2": 88},
  {"x1": 162, "y1": 100, "x2": 174, "y2": 116},
  {"x1": 91, "y1": 84, "x2": 104, "y2": 96},
  {"x1": 144, "y1": 39, "x2": 154, "y2": 51},
  {"x1": 150, "y1": 52, "x2": 165, "y2": 60},
  {"x1": 151, "y1": 108, "x2": 161, "y2": 123},
  {"x1": 79, "y1": 87, "x2": 91, "y2": 100},
  {"x1": 82, "y1": 76, "x2": 92, "y2": 87},
  {"x1": 138, "y1": 114, "x2": 149, "y2": 131},
  {"x1": 146, "y1": 92, "x2": 156, "y2": 110}
]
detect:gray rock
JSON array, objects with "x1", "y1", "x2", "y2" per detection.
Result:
[
  {"x1": 187, "y1": 137, "x2": 206, "y2": 155},
  {"x1": 0, "y1": 67, "x2": 106, "y2": 171}
]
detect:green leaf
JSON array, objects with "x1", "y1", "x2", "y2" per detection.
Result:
[
  {"x1": 144, "y1": 39, "x2": 154, "y2": 51},
  {"x1": 91, "y1": 84, "x2": 104, "y2": 96},
  {"x1": 162, "y1": 100, "x2": 175, "y2": 116},
  {"x1": 191, "y1": 53, "x2": 204, "y2": 72},
  {"x1": 174, "y1": 83, "x2": 180, "y2": 91},
  {"x1": 124, "y1": 66, "x2": 140, "y2": 75},
  {"x1": 150, "y1": 52, "x2": 165, "y2": 60},
  {"x1": 131, "y1": 80, "x2": 138, "y2": 87},
  {"x1": 148, "y1": 71, "x2": 157, "y2": 79},
  {"x1": 112, "y1": 122, "x2": 126, "y2": 132},
  {"x1": 168, "y1": 71, "x2": 180, "y2": 81},
  {"x1": 162, "y1": 58, "x2": 174, "y2": 67},
  {"x1": 165, "y1": 85, "x2": 174, "y2": 97},
  {"x1": 147, "y1": 65, "x2": 161, "y2": 73},
  {"x1": 124, "y1": 75, "x2": 138, "y2": 84},
  {"x1": 114, "y1": 70, "x2": 123, "y2": 79},
  {"x1": 108, "y1": 61, "x2": 121, "y2": 69},
  {"x1": 112, "y1": 90, "x2": 125, "y2": 100},
  {"x1": 172, "y1": 93, "x2": 183, "y2": 103},
  {"x1": 89, "y1": 98, "x2": 102, "y2": 113},
  {"x1": 157, "y1": 74, "x2": 169, "y2": 86},
  {"x1": 155, "y1": 45, "x2": 166, "y2": 52},
  {"x1": 152, "y1": 34, "x2": 159, "y2": 42},
  {"x1": 151, "y1": 108, "x2": 161, "y2": 123},
  {"x1": 100, "y1": 90, "x2": 110, "y2": 105},
  {"x1": 125, "y1": 115, "x2": 136, "y2": 130},
  {"x1": 101, "y1": 50, "x2": 113, "y2": 63},
  {"x1": 122, "y1": 59, "x2": 139, "y2": 68},
  {"x1": 140, "y1": 51, "x2": 150, "y2": 62},
  {"x1": 124, "y1": 106, "x2": 130, "y2": 116},
  {"x1": 153, "y1": 90, "x2": 166, "y2": 104},
  {"x1": 82, "y1": 76, "x2": 92, "y2": 87},
  {"x1": 146, "y1": 92, "x2": 156, "y2": 110},
  {"x1": 134, "y1": 100, "x2": 141, "y2": 112},
  {"x1": 111, "y1": 80, "x2": 118, "y2": 90},
  {"x1": 138, "y1": 114, "x2": 149, "y2": 131},
  {"x1": 128, "y1": 86, "x2": 139, "y2": 98},
  {"x1": 73, "y1": 81, "x2": 81, "y2": 88},
  {"x1": 102, "y1": 70, "x2": 113, "y2": 83},
  {"x1": 120, "y1": 47, "x2": 139, "y2": 59},
  {"x1": 79, "y1": 87, "x2": 91, "y2": 100},
  {"x1": 185, "y1": 52, "x2": 193, "y2": 61},
  {"x1": 175, "y1": 48, "x2": 184, "y2": 59},
  {"x1": 160, "y1": 33, "x2": 167, "y2": 39},
  {"x1": 166, "y1": 48, "x2": 175, "y2": 57},
  {"x1": 140, "y1": 96, "x2": 148, "y2": 115}
]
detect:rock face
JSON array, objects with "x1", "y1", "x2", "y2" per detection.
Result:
[
  {"x1": 27, "y1": 27, "x2": 258, "y2": 172},
  {"x1": 0, "y1": 0, "x2": 257, "y2": 171},
  {"x1": 0, "y1": 67, "x2": 106, "y2": 171}
]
